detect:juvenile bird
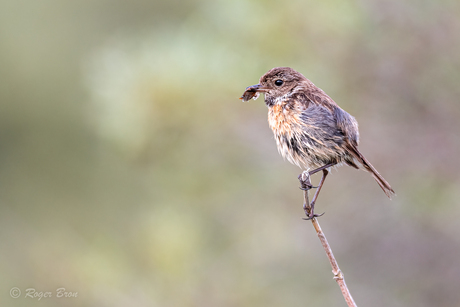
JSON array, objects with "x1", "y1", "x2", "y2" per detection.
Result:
[{"x1": 240, "y1": 67, "x2": 395, "y2": 219}]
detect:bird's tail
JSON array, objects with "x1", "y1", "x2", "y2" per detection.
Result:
[{"x1": 346, "y1": 144, "x2": 395, "y2": 198}]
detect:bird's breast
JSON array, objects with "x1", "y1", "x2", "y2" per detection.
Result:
[
  {"x1": 267, "y1": 103, "x2": 302, "y2": 137},
  {"x1": 267, "y1": 102, "x2": 309, "y2": 168}
]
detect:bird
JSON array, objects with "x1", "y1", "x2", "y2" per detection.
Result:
[{"x1": 240, "y1": 67, "x2": 395, "y2": 219}]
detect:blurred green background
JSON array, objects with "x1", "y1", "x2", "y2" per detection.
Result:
[{"x1": 1, "y1": 0, "x2": 460, "y2": 306}]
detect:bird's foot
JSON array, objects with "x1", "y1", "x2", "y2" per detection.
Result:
[
  {"x1": 302, "y1": 211, "x2": 325, "y2": 220},
  {"x1": 298, "y1": 170, "x2": 317, "y2": 190},
  {"x1": 302, "y1": 199, "x2": 325, "y2": 220}
]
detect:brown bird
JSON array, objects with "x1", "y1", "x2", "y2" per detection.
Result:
[{"x1": 240, "y1": 67, "x2": 394, "y2": 219}]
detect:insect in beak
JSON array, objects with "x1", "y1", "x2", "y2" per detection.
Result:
[{"x1": 240, "y1": 84, "x2": 269, "y2": 102}]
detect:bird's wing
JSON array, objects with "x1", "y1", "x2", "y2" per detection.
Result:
[{"x1": 333, "y1": 107, "x2": 359, "y2": 146}]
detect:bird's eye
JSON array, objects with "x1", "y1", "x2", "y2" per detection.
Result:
[{"x1": 274, "y1": 79, "x2": 283, "y2": 86}]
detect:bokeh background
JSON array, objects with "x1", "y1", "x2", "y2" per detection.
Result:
[{"x1": 1, "y1": 0, "x2": 460, "y2": 306}]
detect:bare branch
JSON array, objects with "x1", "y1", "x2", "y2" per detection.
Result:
[{"x1": 300, "y1": 172, "x2": 357, "y2": 307}]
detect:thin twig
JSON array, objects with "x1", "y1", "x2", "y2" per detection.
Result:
[{"x1": 300, "y1": 172, "x2": 357, "y2": 307}]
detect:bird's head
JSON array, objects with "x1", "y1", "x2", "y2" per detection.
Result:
[{"x1": 240, "y1": 67, "x2": 308, "y2": 104}]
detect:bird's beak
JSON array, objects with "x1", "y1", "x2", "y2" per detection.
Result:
[{"x1": 245, "y1": 84, "x2": 269, "y2": 92}]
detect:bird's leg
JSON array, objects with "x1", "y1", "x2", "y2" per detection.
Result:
[
  {"x1": 303, "y1": 169, "x2": 329, "y2": 220},
  {"x1": 298, "y1": 163, "x2": 335, "y2": 191},
  {"x1": 298, "y1": 163, "x2": 336, "y2": 220}
]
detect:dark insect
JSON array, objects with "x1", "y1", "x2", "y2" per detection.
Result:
[{"x1": 239, "y1": 86, "x2": 260, "y2": 102}]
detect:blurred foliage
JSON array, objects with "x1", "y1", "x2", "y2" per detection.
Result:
[{"x1": 1, "y1": 0, "x2": 460, "y2": 306}]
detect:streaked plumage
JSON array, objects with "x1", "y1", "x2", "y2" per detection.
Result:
[{"x1": 241, "y1": 67, "x2": 394, "y2": 201}]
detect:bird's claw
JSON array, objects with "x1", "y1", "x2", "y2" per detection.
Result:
[
  {"x1": 302, "y1": 211, "x2": 325, "y2": 220},
  {"x1": 299, "y1": 185, "x2": 318, "y2": 191},
  {"x1": 298, "y1": 171, "x2": 314, "y2": 191}
]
